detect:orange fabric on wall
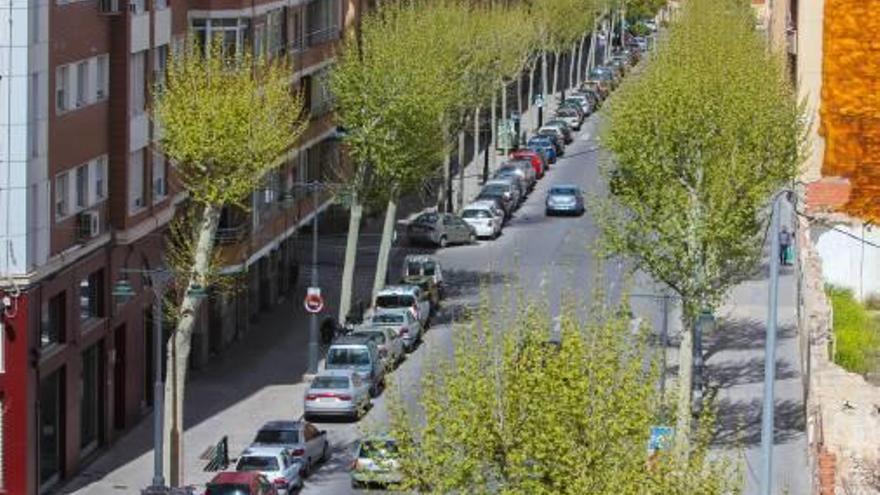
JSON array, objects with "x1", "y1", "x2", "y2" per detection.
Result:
[{"x1": 819, "y1": 0, "x2": 880, "y2": 223}]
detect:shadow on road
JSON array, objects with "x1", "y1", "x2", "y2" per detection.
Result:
[{"x1": 711, "y1": 397, "x2": 805, "y2": 448}]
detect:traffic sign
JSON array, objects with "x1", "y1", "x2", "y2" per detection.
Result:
[
  {"x1": 648, "y1": 425, "x2": 674, "y2": 454},
  {"x1": 534, "y1": 94, "x2": 544, "y2": 107},
  {"x1": 304, "y1": 287, "x2": 324, "y2": 313}
]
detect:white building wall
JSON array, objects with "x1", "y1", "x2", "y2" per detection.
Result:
[{"x1": 814, "y1": 222, "x2": 880, "y2": 301}]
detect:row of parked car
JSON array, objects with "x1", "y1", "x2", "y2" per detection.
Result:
[{"x1": 202, "y1": 39, "x2": 649, "y2": 495}]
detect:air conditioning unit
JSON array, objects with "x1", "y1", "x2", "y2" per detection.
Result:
[
  {"x1": 97, "y1": 0, "x2": 121, "y2": 14},
  {"x1": 78, "y1": 211, "x2": 100, "y2": 239}
]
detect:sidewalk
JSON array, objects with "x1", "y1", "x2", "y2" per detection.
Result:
[{"x1": 704, "y1": 250, "x2": 810, "y2": 493}]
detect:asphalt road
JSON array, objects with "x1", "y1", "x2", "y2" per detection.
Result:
[{"x1": 298, "y1": 113, "x2": 667, "y2": 494}]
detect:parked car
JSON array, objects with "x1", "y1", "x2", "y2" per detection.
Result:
[
  {"x1": 482, "y1": 179, "x2": 522, "y2": 211},
  {"x1": 350, "y1": 436, "x2": 402, "y2": 489},
  {"x1": 206, "y1": 471, "x2": 278, "y2": 495},
  {"x1": 509, "y1": 149, "x2": 546, "y2": 177},
  {"x1": 536, "y1": 128, "x2": 565, "y2": 156},
  {"x1": 496, "y1": 159, "x2": 537, "y2": 191},
  {"x1": 406, "y1": 212, "x2": 476, "y2": 248},
  {"x1": 325, "y1": 336, "x2": 386, "y2": 397},
  {"x1": 251, "y1": 420, "x2": 330, "y2": 476},
  {"x1": 354, "y1": 326, "x2": 405, "y2": 370},
  {"x1": 366, "y1": 309, "x2": 423, "y2": 351},
  {"x1": 374, "y1": 285, "x2": 431, "y2": 328},
  {"x1": 587, "y1": 67, "x2": 616, "y2": 90},
  {"x1": 474, "y1": 192, "x2": 513, "y2": 220},
  {"x1": 527, "y1": 136, "x2": 558, "y2": 164},
  {"x1": 609, "y1": 57, "x2": 628, "y2": 76},
  {"x1": 401, "y1": 254, "x2": 444, "y2": 296},
  {"x1": 545, "y1": 184, "x2": 585, "y2": 216},
  {"x1": 543, "y1": 119, "x2": 575, "y2": 143},
  {"x1": 564, "y1": 94, "x2": 595, "y2": 117},
  {"x1": 573, "y1": 88, "x2": 602, "y2": 111},
  {"x1": 580, "y1": 81, "x2": 609, "y2": 102},
  {"x1": 557, "y1": 100, "x2": 586, "y2": 123},
  {"x1": 235, "y1": 447, "x2": 304, "y2": 494},
  {"x1": 461, "y1": 203, "x2": 503, "y2": 239},
  {"x1": 468, "y1": 199, "x2": 506, "y2": 227},
  {"x1": 304, "y1": 370, "x2": 372, "y2": 421},
  {"x1": 632, "y1": 36, "x2": 648, "y2": 51}
]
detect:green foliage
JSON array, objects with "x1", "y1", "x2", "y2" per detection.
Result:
[
  {"x1": 386, "y1": 300, "x2": 739, "y2": 494},
  {"x1": 827, "y1": 286, "x2": 880, "y2": 375},
  {"x1": 625, "y1": 0, "x2": 666, "y2": 24},
  {"x1": 599, "y1": 0, "x2": 804, "y2": 317},
  {"x1": 152, "y1": 40, "x2": 305, "y2": 207}
]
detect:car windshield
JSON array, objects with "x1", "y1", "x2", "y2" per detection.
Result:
[
  {"x1": 376, "y1": 295, "x2": 415, "y2": 308},
  {"x1": 237, "y1": 456, "x2": 279, "y2": 472},
  {"x1": 360, "y1": 440, "x2": 399, "y2": 459},
  {"x1": 550, "y1": 187, "x2": 579, "y2": 196},
  {"x1": 206, "y1": 485, "x2": 251, "y2": 495},
  {"x1": 372, "y1": 312, "x2": 405, "y2": 324},
  {"x1": 413, "y1": 213, "x2": 438, "y2": 225},
  {"x1": 358, "y1": 331, "x2": 386, "y2": 345},
  {"x1": 422, "y1": 262, "x2": 436, "y2": 275},
  {"x1": 483, "y1": 184, "x2": 508, "y2": 194},
  {"x1": 327, "y1": 347, "x2": 371, "y2": 367},
  {"x1": 254, "y1": 428, "x2": 299, "y2": 444},
  {"x1": 497, "y1": 167, "x2": 520, "y2": 176},
  {"x1": 558, "y1": 109, "x2": 577, "y2": 116},
  {"x1": 311, "y1": 376, "x2": 350, "y2": 389},
  {"x1": 462, "y1": 209, "x2": 491, "y2": 219}
]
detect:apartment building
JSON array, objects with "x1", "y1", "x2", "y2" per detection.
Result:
[{"x1": 0, "y1": 0, "x2": 358, "y2": 491}]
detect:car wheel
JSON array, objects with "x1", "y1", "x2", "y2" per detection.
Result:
[
  {"x1": 321, "y1": 443, "x2": 330, "y2": 463},
  {"x1": 546, "y1": 209, "x2": 553, "y2": 216},
  {"x1": 469, "y1": 232, "x2": 477, "y2": 244},
  {"x1": 302, "y1": 458, "x2": 312, "y2": 478},
  {"x1": 352, "y1": 480, "x2": 363, "y2": 490},
  {"x1": 438, "y1": 235, "x2": 448, "y2": 248}
]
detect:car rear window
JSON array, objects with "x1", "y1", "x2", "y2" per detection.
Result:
[
  {"x1": 483, "y1": 184, "x2": 508, "y2": 194},
  {"x1": 206, "y1": 485, "x2": 250, "y2": 495},
  {"x1": 237, "y1": 455, "x2": 279, "y2": 472},
  {"x1": 462, "y1": 209, "x2": 491, "y2": 219},
  {"x1": 413, "y1": 213, "x2": 438, "y2": 225},
  {"x1": 372, "y1": 313, "x2": 405, "y2": 324},
  {"x1": 312, "y1": 376, "x2": 350, "y2": 389},
  {"x1": 551, "y1": 187, "x2": 579, "y2": 195},
  {"x1": 558, "y1": 109, "x2": 577, "y2": 116},
  {"x1": 254, "y1": 428, "x2": 299, "y2": 444},
  {"x1": 360, "y1": 440, "x2": 399, "y2": 459},
  {"x1": 358, "y1": 331, "x2": 387, "y2": 345},
  {"x1": 376, "y1": 295, "x2": 415, "y2": 308},
  {"x1": 327, "y1": 347, "x2": 371, "y2": 367}
]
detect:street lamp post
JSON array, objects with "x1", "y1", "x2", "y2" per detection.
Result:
[{"x1": 759, "y1": 189, "x2": 794, "y2": 495}]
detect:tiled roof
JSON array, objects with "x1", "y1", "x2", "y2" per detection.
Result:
[{"x1": 806, "y1": 177, "x2": 852, "y2": 212}]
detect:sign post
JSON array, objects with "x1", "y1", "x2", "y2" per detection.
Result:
[{"x1": 534, "y1": 94, "x2": 544, "y2": 128}]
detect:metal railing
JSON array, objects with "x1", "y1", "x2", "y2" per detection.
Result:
[{"x1": 216, "y1": 223, "x2": 251, "y2": 245}]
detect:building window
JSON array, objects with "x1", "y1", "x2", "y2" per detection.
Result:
[
  {"x1": 191, "y1": 18, "x2": 250, "y2": 57},
  {"x1": 41, "y1": 292, "x2": 66, "y2": 347},
  {"x1": 39, "y1": 369, "x2": 63, "y2": 487},
  {"x1": 254, "y1": 23, "x2": 266, "y2": 59},
  {"x1": 153, "y1": 45, "x2": 168, "y2": 92},
  {"x1": 55, "y1": 65, "x2": 69, "y2": 113},
  {"x1": 79, "y1": 270, "x2": 104, "y2": 321},
  {"x1": 152, "y1": 152, "x2": 167, "y2": 202},
  {"x1": 54, "y1": 172, "x2": 69, "y2": 219},
  {"x1": 75, "y1": 164, "x2": 88, "y2": 209},
  {"x1": 80, "y1": 343, "x2": 102, "y2": 455},
  {"x1": 267, "y1": 9, "x2": 284, "y2": 58},
  {"x1": 306, "y1": 0, "x2": 339, "y2": 46},
  {"x1": 96, "y1": 55, "x2": 109, "y2": 100},
  {"x1": 93, "y1": 156, "x2": 107, "y2": 202},
  {"x1": 30, "y1": 73, "x2": 40, "y2": 157},
  {"x1": 288, "y1": 9, "x2": 303, "y2": 51},
  {"x1": 309, "y1": 67, "x2": 334, "y2": 116},
  {"x1": 130, "y1": 51, "x2": 146, "y2": 115},
  {"x1": 129, "y1": 149, "x2": 145, "y2": 213},
  {"x1": 76, "y1": 61, "x2": 88, "y2": 107}
]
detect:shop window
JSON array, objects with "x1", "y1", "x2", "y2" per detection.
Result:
[
  {"x1": 39, "y1": 369, "x2": 64, "y2": 487},
  {"x1": 41, "y1": 292, "x2": 66, "y2": 348},
  {"x1": 79, "y1": 270, "x2": 105, "y2": 322}
]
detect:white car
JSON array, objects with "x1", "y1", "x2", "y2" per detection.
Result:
[
  {"x1": 365, "y1": 308, "x2": 423, "y2": 351},
  {"x1": 461, "y1": 204, "x2": 502, "y2": 239},
  {"x1": 235, "y1": 446, "x2": 304, "y2": 494},
  {"x1": 374, "y1": 285, "x2": 431, "y2": 328},
  {"x1": 470, "y1": 200, "x2": 505, "y2": 226}
]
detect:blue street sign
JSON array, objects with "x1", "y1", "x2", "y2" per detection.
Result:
[{"x1": 648, "y1": 425, "x2": 674, "y2": 454}]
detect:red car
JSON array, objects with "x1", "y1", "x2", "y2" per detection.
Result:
[
  {"x1": 509, "y1": 149, "x2": 546, "y2": 178},
  {"x1": 205, "y1": 471, "x2": 278, "y2": 495}
]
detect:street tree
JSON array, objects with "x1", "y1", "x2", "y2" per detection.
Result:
[
  {"x1": 152, "y1": 40, "x2": 305, "y2": 483},
  {"x1": 599, "y1": 0, "x2": 803, "y2": 451},
  {"x1": 385, "y1": 300, "x2": 738, "y2": 493}
]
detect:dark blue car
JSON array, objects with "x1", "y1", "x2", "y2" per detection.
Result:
[{"x1": 528, "y1": 137, "x2": 558, "y2": 164}]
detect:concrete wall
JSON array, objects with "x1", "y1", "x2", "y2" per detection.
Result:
[{"x1": 813, "y1": 221, "x2": 880, "y2": 301}]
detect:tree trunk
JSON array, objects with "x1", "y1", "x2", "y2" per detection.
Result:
[
  {"x1": 473, "y1": 106, "x2": 480, "y2": 184},
  {"x1": 517, "y1": 73, "x2": 523, "y2": 116},
  {"x1": 587, "y1": 29, "x2": 596, "y2": 73},
  {"x1": 442, "y1": 152, "x2": 451, "y2": 213},
  {"x1": 456, "y1": 129, "x2": 466, "y2": 213},
  {"x1": 527, "y1": 64, "x2": 535, "y2": 131},
  {"x1": 551, "y1": 52, "x2": 560, "y2": 111},
  {"x1": 675, "y1": 309, "x2": 694, "y2": 456},
  {"x1": 500, "y1": 80, "x2": 508, "y2": 162},
  {"x1": 371, "y1": 194, "x2": 398, "y2": 301},
  {"x1": 338, "y1": 197, "x2": 363, "y2": 324},
  {"x1": 164, "y1": 202, "x2": 221, "y2": 486},
  {"x1": 576, "y1": 35, "x2": 585, "y2": 86},
  {"x1": 541, "y1": 51, "x2": 548, "y2": 105},
  {"x1": 569, "y1": 43, "x2": 577, "y2": 90}
]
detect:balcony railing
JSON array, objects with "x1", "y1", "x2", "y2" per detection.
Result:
[
  {"x1": 216, "y1": 222, "x2": 251, "y2": 245},
  {"x1": 306, "y1": 25, "x2": 339, "y2": 47}
]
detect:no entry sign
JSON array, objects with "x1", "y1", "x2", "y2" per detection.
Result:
[{"x1": 304, "y1": 287, "x2": 324, "y2": 313}]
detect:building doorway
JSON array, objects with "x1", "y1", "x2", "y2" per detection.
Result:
[
  {"x1": 39, "y1": 368, "x2": 64, "y2": 490},
  {"x1": 113, "y1": 325, "x2": 126, "y2": 430}
]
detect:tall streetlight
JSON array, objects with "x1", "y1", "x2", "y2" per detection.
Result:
[
  {"x1": 113, "y1": 269, "x2": 207, "y2": 493},
  {"x1": 759, "y1": 189, "x2": 795, "y2": 495}
]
